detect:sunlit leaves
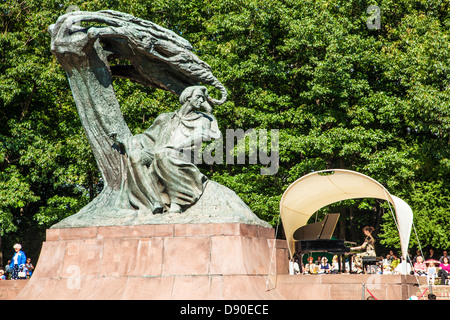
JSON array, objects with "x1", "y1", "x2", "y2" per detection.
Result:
[{"x1": 0, "y1": 0, "x2": 448, "y2": 252}]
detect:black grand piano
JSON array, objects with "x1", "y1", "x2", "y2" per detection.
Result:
[{"x1": 293, "y1": 213, "x2": 354, "y2": 273}]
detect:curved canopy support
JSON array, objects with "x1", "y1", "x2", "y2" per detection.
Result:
[
  {"x1": 280, "y1": 169, "x2": 413, "y2": 263},
  {"x1": 390, "y1": 195, "x2": 413, "y2": 261}
]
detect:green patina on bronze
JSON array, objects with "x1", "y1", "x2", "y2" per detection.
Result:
[{"x1": 48, "y1": 10, "x2": 269, "y2": 228}]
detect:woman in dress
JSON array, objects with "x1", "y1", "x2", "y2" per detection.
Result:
[
  {"x1": 351, "y1": 226, "x2": 376, "y2": 273},
  {"x1": 9, "y1": 244, "x2": 26, "y2": 280}
]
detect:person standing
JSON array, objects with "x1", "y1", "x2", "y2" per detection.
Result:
[
  {"x1": 440, "y1": 251, "x2": 449, "y2": 263},
  {"x1": 9, "y1": 244, "x2": 26, "y2": 280},
  {"x1": 413, "y1": 249, "x2": 422, "y2": 264},
  {"x1": 426, "y1": 248, "x2": 439, "y2": 261}
]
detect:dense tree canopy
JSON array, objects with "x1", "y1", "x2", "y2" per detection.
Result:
[{"x1": 1, "y1": 0, "x2": 449, "y2": 262}]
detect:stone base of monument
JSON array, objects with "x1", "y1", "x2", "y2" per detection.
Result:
[
  {"x1": 0, "y1": 280, "x2": 29, "y2": 300},
  {"x1": 13, "y1": 222, "x2": 421, "y2": 300},
  {"x1": 15, "y1": 223, "x2": 288, "y2": 300}
]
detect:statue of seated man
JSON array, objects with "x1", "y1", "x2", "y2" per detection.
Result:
[{"x1": 109, "y1": 85, "x2": 220, "y2": 214}]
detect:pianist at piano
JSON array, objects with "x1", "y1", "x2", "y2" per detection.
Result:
[
  {"x1": 279, "y1": 169, "x2": 414, "y2": 275},
  {"x1": 350, "y1": 226, "x2": 376, "y2": 273}
]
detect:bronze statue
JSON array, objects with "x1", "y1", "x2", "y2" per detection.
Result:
[
  {"x1": 48, "y1": 10, "x2": 270, "y2": 228},
  {"x1": 110, "y1": 86, "x2": 220, "y2": 214}
]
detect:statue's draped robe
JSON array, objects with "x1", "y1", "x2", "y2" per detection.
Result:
[{"x1": 123, "y1": 109, "x2": 220, "y2": 211}]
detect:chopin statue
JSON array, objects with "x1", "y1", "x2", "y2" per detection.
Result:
[
  {"x1": 110, "y1": 86, "x2": 220, "y2": 214},
  {"x1": 48, "y1": 10, "x2": 270, "y2": 228}
]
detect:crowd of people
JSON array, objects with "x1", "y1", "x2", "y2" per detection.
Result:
[
  {"x1": 289, "y1": 255, "x2": 350, "y2": 275},
  {"x1": 0, "y1": 244, "x2": 34, "y2": 280},
  {"x1": 289, "y1": 225, "x2": 450, "y2": 286},
  {"x1": 289, "y1": 248, "x2": 450, "y2": 285},
  {"x1": 411, "y1": 249, "x2": 450, "y2": 285}
]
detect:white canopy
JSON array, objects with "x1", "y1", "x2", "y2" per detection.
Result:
[{"x1": 280, "y1": 169, "x2": 413, "y2": 264}]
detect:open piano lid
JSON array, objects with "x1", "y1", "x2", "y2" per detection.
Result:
[{"x1": 293, "y1": 213, "x2": 340, "y2": 241}]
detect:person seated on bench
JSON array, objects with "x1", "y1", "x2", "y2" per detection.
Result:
[
  {"x1": 438, "y1": 257, "x2": 450, "y2": 285},
  {"x1": 351, "y1": 226, "x2": 376, "y2": 274},
  {"x1": 413, "y1": 256, "x2": 427, "y2": 276},
  {"x1": 427, "y1": 262, "x2": 438, "y2": 285},
  {"x1": 318, "y1": 257, "x2": 331, "y2": 274}
]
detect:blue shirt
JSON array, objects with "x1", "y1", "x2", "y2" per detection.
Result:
[{"x1": 10, "y1": 251, "x2": 26, "y2": 269}]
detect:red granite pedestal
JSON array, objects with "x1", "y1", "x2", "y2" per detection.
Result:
[
  {"x1": 14, "y1": 223, "x2": 421, "y2": 300},
  {"x1": 15, "y1": 223, "x2": 288, "y2": 300},
  {"x1": 0, "y1": 280, "x2": 28, "y2": 300}
]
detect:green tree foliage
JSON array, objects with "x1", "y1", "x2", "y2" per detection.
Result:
[{"x1": 1, "y1": 0, "x2": 449, "y2": 259}]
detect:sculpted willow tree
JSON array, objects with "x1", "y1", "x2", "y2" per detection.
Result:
[{"x1": 48, "y1": 10, "x2": 268, "y2": 228}]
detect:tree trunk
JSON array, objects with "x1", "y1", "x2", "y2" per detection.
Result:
[
  {"x1": 65, "y1": 48, "x2": 131, "y2": 189},
  {"x1": 49, "y1": 14, "x2": 133, "y2": 222}
]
